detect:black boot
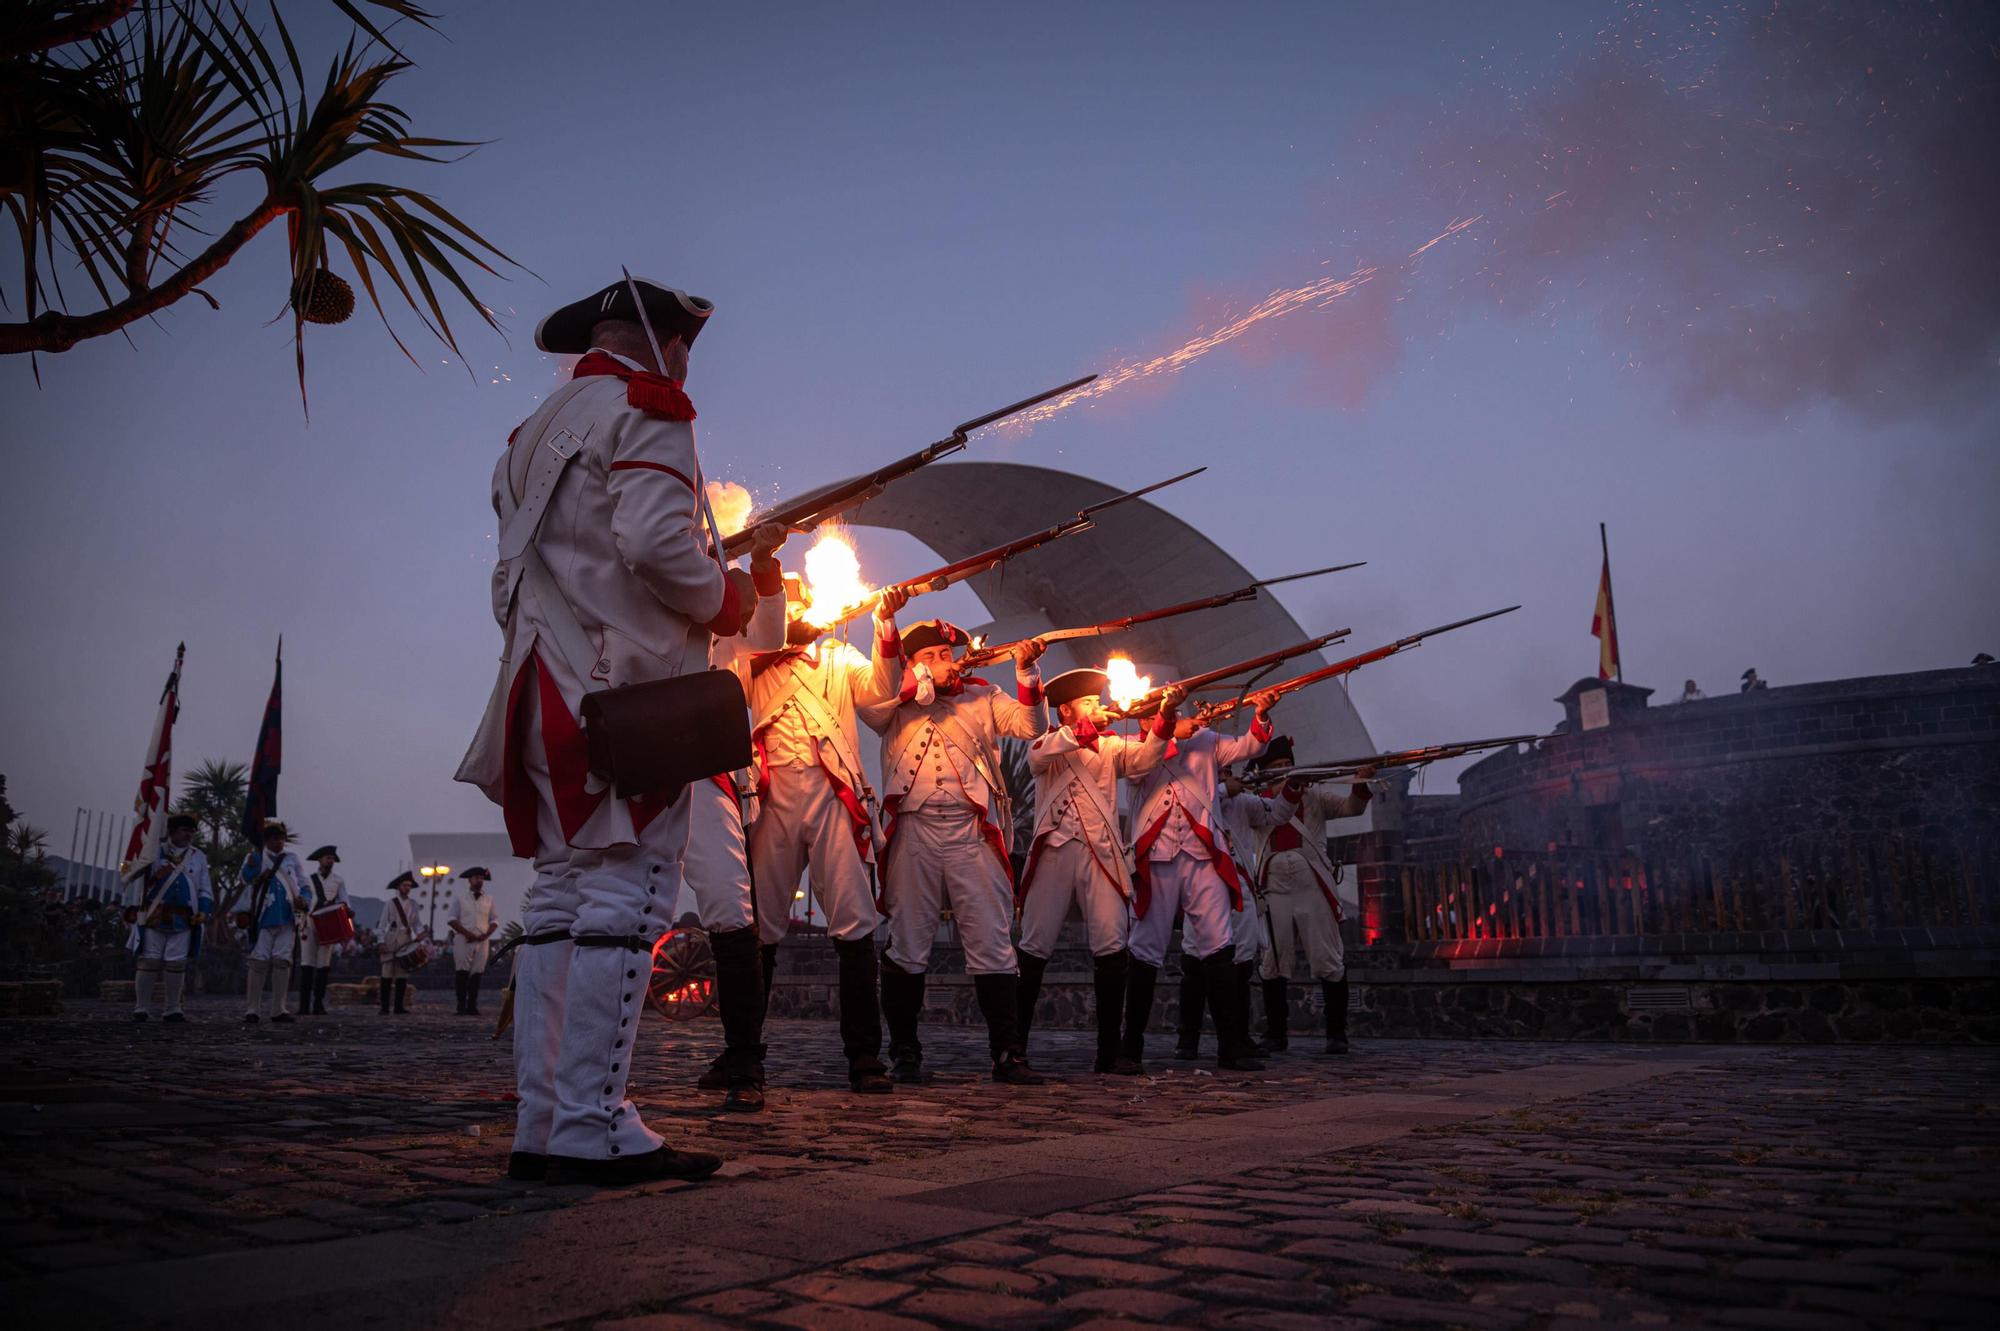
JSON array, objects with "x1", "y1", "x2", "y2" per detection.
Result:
[
  {"x1": 1120, "y1": 959, "x2": 1159, "y2": 1069},
  {"x1": 465, "y1": 969, "x2": 482, "y2": 1016},
  {"x1": 378, "y1": 976, "x2": 391, "y2": 1014},
  {"x1": 1236, "y1": 959, "x2": 1266, "y2": 1057},
  {"x1": 880, "y1": 956, "x2": 927, "y2": 1083},
  {"x1": 1093, "y1": 950, "x2": 1140, "y2": 1074},
  {"x1": 1263, "y1": 978, "x2": 1291, "y2": 1053},
  {"x1": 1209, "y1": 951, "x2": 1265, "y2": 1071},
  {"x1": 707, "y1": 926, "x2": 768, "y2": 1111},
  {"x1": 393, "y1": 978, "x2": 411, "y2": 1014},
  {"x1": 454, "y1": 970, "x2": 470, "y2": 1015},
  {"x1": 975, "y1": 973, "x2": 1043, "y2": 1085},
  {"x1": 1015, "y1": 951, "x2": 1049, "y2": 1053},
  {"x1": 835, "y1": 938, "x2": 891, "y2": 1093},
  {"x1": 1174, "y1": 958, "x2": 1208, "y2": 1060},
  {"x1": 1323, "y1": 978, "x2": 1351, "y2": 1055},
  {"x1": 760, "y1": 942, "x2": 780, "y2": 999},
  {"x1": 312, "y1": 966, "x2": 330, "y2": 1015},
  {"x1": 299, "y1": 965, "x2": 317, "y2": 1016}
]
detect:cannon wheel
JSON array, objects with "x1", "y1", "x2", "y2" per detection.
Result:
[{"x1": 647, "y1": 927, "x2": 717, "y2": 1021}]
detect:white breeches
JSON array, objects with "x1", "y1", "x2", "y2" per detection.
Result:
[
  {"x1": 748, "y1": 764, "x2": 877, "y2": 945},
  {"x1": 882, "y1": 807, "x2": 1015, "y2": 976},
  {"x1": 1232, "y1": 886, "x2": 1261, "y2": 964},
  {"x1": 300, "y1": 936, "x2": 339, "y2": 967},
  {"x1": 1018, "y1": 840, "x2": 1130, "y2": 959},
  {"x1": 1130, "y1": 852, "x2": 1234, "y2": 967},
  {"x1": 453, "y1": 937, "x2": 493, "y2": 973},
  {"x1": 248, "y1": 925, "x2": 294, "y2": 963},
  {"x1": 139, "y1": 930, "x2": 191, "y2": 963},
  {"x1": 684, "y1": 778, "x2": 754, "y2": 934},
  {"x1": 1259, "y1": 856, "x2": 1345, "y2": 981}
]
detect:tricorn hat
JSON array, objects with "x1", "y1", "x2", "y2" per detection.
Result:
[
  {"x1": 1045, "y1": 667, "x2": 1109, "y2": 710},
  {"x1": 260, "y1": 818, "x2": 288, "y2": 839},
  {"x1": 901, "y1": 619, "x2": 968, "y2": 657},
  {"x1": 536, "y1": 278, "x2": 713, "y2": 355},
  {"x1": 388, "y1": 871, "x2": 416, "y2": 891},
  {"x1": 307, "y1": 845, "x2": 339, "y2": 862},
  {"x1": 458, "y1": 866, "x2": 491, "y2": 881},
  {"x1": 166, "y1": 813, "x2": 199, "y2": 833},
  {"x1": 1251, "y1": 735, "x2": 1296, "y2": 772}
]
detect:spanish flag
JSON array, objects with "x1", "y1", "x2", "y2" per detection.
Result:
[{"x1": 1591, "y1": 524, "x2": 1620, "y2": 681}]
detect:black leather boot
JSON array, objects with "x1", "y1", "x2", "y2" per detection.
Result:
[
  {"x1": 1263, "y1": 978, "x2": 1291, "y2": 1052},
  {"x1": 1120, "y1": 959, "x2": 1158, "y2": 1069},
  {"x1": 975, "y1": 973, "x2": 1043, "y2": 1085},
  {"x1": 299, "y1": 965, "x2": 317, "y2": 1016},
  {"x1": 312, "y1": 966, "x2": 330, "y2": 1015},
  {"x1": 1209, "y1": 951, "x2": 1265, "y2": 1071},
  {"x1": 465, "y1": 969, "x2": 481, "y2": 1016},
  {"x1": 836, "y1": 938, "x2": 892, "y2": 1093},
  {"x1": 1323, "y1": 978, "x2": 1351, "y2": 1055},
  {"x1": 760, "y1": 942, "x2": 780, "y2": 999},
  {"x1": 707, "y1": 926, "x2": 768, "y2": 1111},
  {"x1": 378, "y1": 976, "x2": 391, "y2": 1014},
  {"x1": 1236, "y1": 959, "x2": 1266, "y2": 1057},
  {"x1": 1174, "y1": 958, "x2": 1207, "y2": 1060},
  {"x1": 1015, "y1": 951, "x2": 1049, "y2": 1052},
  {"x1": 393, "y1": 978, "x2": 411, "y2": 1014},
  {"x1": 454, "y1": 970, "x2": 470, "y2": 1014},
  {"x1": 880, "y1": 955, "x2": 927, "y2": 1083},
  {"x1": 1093, "y1": 950, "x2": 1140, "y2": 1074}
]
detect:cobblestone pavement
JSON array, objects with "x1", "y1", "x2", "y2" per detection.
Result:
[{"x1": 2, "y1": 999, "x2": 1995, "y2": 1329}]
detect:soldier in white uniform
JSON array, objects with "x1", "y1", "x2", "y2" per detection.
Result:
[
  {"x1": 858, "y1": 601, "x2": 1047, "y2": 1086},
  {"x1": 745, "y1": 573, "x2": 904, "y2": 1093},
  {"x1": 1259, "y1": 744, "x2": 1374, "y2": 1055},
  {"x1": 297, "y1": 844, "x2": 347, "y2": 1016},
  {"x1": 456, "y1": 276, "x2": 760, "y2": 1186},
  {"x1": 1180, "y1": 767, "x2": 1282, "y2": 1059},
  {"x1": 125, "y1": 813, "x2": 211, "y2": 1022},
  {"x1": 1123, "y1": 697, "x2": 1275, "y2": 1071},
  {"x1": 238, "y1": 819, "x2": 309, "y2": 1024},
  {"x1": 1017, "y1": 668, "x2": 1166, "y2": 1074},
  {"x1": 377, "y1": 871, "x2": 425, "y2": 1014},
  {"x1": 449, "y1": 867, "x2": 501, "y2": 1016}
]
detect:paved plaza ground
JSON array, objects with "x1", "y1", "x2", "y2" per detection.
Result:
[{"x1": 1, "y1": 998, "x2": 1994, "y2": 1330}]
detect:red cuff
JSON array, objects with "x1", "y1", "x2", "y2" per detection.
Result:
[
  {"x1": 750, "y1": 556, "x2": 783, "y2": 598},
  {"x1": 699, "y1": 577, "x2": 743, "y2": 636},
  {"x1": 1017, "y1": 674, "x2": 1042, "y2": 705},
  {"x1": 877, "y1": 622, "x2": 902, "y2": 656},
  {"x1": 1251, "y1": 717, "x2": 1274, "y2": 742},
  {"x1": 1152, "y1": 715, "x2": 1173, "y2": 740}
]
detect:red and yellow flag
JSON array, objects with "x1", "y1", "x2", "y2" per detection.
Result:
[{"x1": 1590, "y1": 529, "x2": 1619, "y2": 681}]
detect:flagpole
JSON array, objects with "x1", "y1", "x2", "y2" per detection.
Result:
[{"x1": 1599, "y1": 522, "x2": 1620, "y2": 683}]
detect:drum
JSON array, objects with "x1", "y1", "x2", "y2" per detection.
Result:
[
  {"x1": 394, "y1": 938, "x2": 436, "y2": 970},
  {"x1": 311, "y1": 903, "x2": 355, "y2": 946}
]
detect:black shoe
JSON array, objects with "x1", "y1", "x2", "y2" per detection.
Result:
[
  {"x1": 1172, "y1": 1042, "x2": 1199, "y2": 1061},
  {"x1": 132, "y1": 1011, "x2": 148, "y2": 1022},
  {"x1": 696, "y1": 1056, "x2": 730, "y2": 1092},
  {"x1": 1266, "y1": 1033, "x2": 1290, "y2": 1053},
  {"x1": 507, "y1": 1151, "x2": 549, "y2": 1182},
  {"x1": 723, "y1": 1081, "x2": 767, "y2": 1113},
  {"x1": 544, "y1": 1146, "x2": 723, "y2": 1186},
  {"x1": 992, "y1": 1053, "x2": 1045, "y2": 1086},
  {"x1": 1218, "y1": 1055, "x2": 1268, "y2": 1072},
  {"x1": 163, "y1": 1012, "x2": 186, "y2": 1024},
  {"x1": 271, "y1": 1012, "x2": 294, "y2": 1024},
  {"x1": 1103, "y1": 1057, "x2": 1144, "y2": 1076},
  {"x1": 890, "y1": 1057, "x2": 928, "y2": 1084},
  {"x1": 1245, "y1": 1037, "x2": 1270, "y2": 1058},
  {"x1": 849, "y1": 1059, "x2": 894, "y2": 1094},
  {"x1": 243, "y1": 1013, "x2": 259, "y2": 1024},
  {"x1": 1324, "y1": 1037, "x2": 1352, "y2": 1056}
]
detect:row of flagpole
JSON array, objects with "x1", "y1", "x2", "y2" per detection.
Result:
[{"x1": 114, "y1": 639, "x2": 284, "y2": 888}]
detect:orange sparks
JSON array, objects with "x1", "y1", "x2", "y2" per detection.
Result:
[
  {"x1": 1104, "y1": 654, "x2": 1152, "y2": 710},
  {"x1": 1005, "y1": 217, "x2": 1483, "y2": 433},
  {"x1": 802, "y1": 530, "x2": 874, "y2": 622},
  {"x1": 706, "y1": 480, "x2": 754, "y2": 541}
]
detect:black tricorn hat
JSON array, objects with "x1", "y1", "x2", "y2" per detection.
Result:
[
  {"x1": 307, "y1": 845, "x2": 339, "y2": 862},
  {"x1": 387, "y1": 871, "x2": 416, "y2": 891},
  {"x1": 901, "y1": 619, "x2": 968, "y2": 657},
  {"x1": 167, "y1": 813, "x2": 199, "y2": 833},
  {"x1": 1251, "y1": 735, "x2": 1296, "y2": 772},
  {"x1": 458, "y1": 866, "x2": 491, "y2": 881},
  {"x1": 1045, "y1": 668, "x2": 1109, "y2": 710},
  {"x1": 536, "y1": 278, "x2": 713, "y2": 354}
]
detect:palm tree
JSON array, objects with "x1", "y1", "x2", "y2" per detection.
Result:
[
  {"x1": 175, "y1": 758, "x2": 246, "y2": 850},
  {"x1": 5, "y1": 820, "x2": 49, "y2": 863},
  {"x1": 2, "y1": 2, "x2": 517, "y2": 404}
]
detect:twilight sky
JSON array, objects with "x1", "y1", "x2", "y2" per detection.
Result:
[{"x1": 4, "y1": 0, "x2": 1996, "y2": 908}]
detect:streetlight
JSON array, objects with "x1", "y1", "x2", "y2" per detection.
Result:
[{"x1": 418, "y1": 863, "x2": 452, "y2": 938}]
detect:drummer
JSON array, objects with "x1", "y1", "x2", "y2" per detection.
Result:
[
  {"x1": 378, "y1": 872, "x2": 425, "y2": 1015},
  {"x1": 298, "y1": 845, "x2": 349, "y2": 1017},
  {"x1": 448, "y1": 867, "x2": 500, "y2": 1017}
]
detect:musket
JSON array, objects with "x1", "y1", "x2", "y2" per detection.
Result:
[
  {"x1": 810, "y1": 467, "x2": 1208, "y2": 631},
  {"x1": 1192, "y1": 605, "x2": 1521, "y2": 725},
  {"x1": 717, "y1": 373, "x2": 1099, "y2": 560},
  {"x1": 1109, "y1": 627, "x2": 1355, "y2": 721},
  {"x1": 1282, "y1": 734, "x2": 1546, "y2": 782},
  {"x1": 958, "y1": 562, "x2": 1365, "y2": 669}
]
